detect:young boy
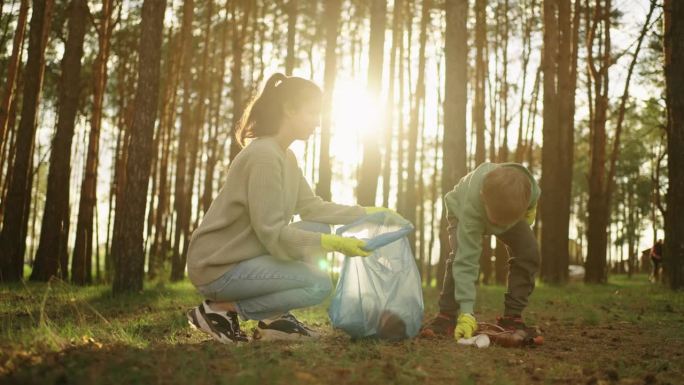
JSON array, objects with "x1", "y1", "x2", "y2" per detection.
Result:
[{"x1": 420, "y1": 162, "x2": 541, "y2": 340}]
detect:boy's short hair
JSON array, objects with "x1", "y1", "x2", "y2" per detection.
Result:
[{"x1": 481, "y1": 167, "x2": 531, "y2": 225}]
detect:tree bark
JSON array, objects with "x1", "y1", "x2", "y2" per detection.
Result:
[
  {"x1": 382, "y1": 0, "x2": 403, "y2": 208},
  {"x1": 438, "y1": 0, "x2": 468, "y2": 289},
  {"x1": 0, "y1": 0, "x2": 54, "y2": 283},
  {"x1": 316, "y1": 0, "x2": 342, "y2": 201},
  {"x1": 0, "y1": 0, "x2": 29, "y2": 191},
  {"x1": 31, "y1": 0, "x2": 89, "y2": 282},
  {"x1": 404, "y1": 0, "x2": 430, "y2": 253},
  {"x1": 473, "y1": 0, "x2": 487, "y2": 166},
  {"x1": 228, "y1": 0, "x2": 252, "y2": 162},
  {"x1": 72, "y1": 0, "x2": 118, "y2": 285},
  {"x1": 357, "y1": 0, "x2": 386, "y2": 206},
  {"x1": 664, "y1": 0, "x2": 684, "y2": 289},
  {"x1": 285, "y1": 0, "x2": 297, "y2": 75},
  {"x1": 111, "y1": 0, "x2": 166, "y2": 295},
  {"x1": 585, "y1": 0, "x2": 611, "y2": 283},
  {"x1": 170, "y1": 0, "x2": 195, "y2": 281},
  {"x1": 539, "y1": 0, "x2": 579, "y2": 284}
]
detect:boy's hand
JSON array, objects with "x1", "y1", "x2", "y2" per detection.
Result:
[
  {"x1": 321, "y1": 234, "x2": 371, "y2": 257},
  {"x1": 454, "y1": 313, "x2": 478, "y2": 339}
]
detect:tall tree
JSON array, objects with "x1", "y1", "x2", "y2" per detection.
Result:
[
  {"x1": 228, "y1": 0, "x2": 252, "y2": 162},
  {"x1": 585, "y1": 0, "x2": 655, "y2": 283},
  {"x1": 584, "y1": 0, "x2": 612, "y2": 283},
  {"x1": 539, "y1": 0, "x2": 580, "y2": 284},
  {"x1": 30, "y1": 0, "x2": 90, "y2": 282},
  {"x1": 382, "y1": 0, "x2": 403, "y2": 208},
  {"x1": 437, "y1": 0, "x2": 468, "y2": 288},
  {"x1": 473, "y1": 0, "x2": 487, "y2": 166},
  {"x1": 0, "y1": 0, "x2": 54, "y2": 283},
  {"x1": 316, "y1": 0, "x2": 342, "y2": 201},
  {"x1": 111, "y1": 0, "x2": 166, "y2": 294},
  {"x1": 0, "y1": 0, "x2": 28, "y2": 195},
  {"x1": 404, "y1": 0, "x2": 430, "y2": 252},
  {"x1": 664, "y1": 0, "x2": 684, "y2": 289},
  {"x1": 150, "y1": 26, "x2": 183, "y2": 276},
  {"x1": 285, "y1": 0, "x2": 297, "y2": 75},
  {"x1": 357, "y1": 0, "x2": 386, "y2": 206},
  {"x1": 72, "y1": 0, "x2": 119, "y2": 285},
  {"x1": 170, "y1": 0, "x2": 195, "y2": 281}
]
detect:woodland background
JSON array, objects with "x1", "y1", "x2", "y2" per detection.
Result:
[{"x1": 0, "y1": 0, "x2": 682, "y2": 293}]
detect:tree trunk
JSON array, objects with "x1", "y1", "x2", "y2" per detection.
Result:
[
  {"x1": 473, "y1": 0, "x2": 487, "y2": 166},
  {"x1": 404, "y1": 0, "x2": 430, "y2": 253},
  {"x1": 228, "y1": 0, "x2": 252, "y2": 162},
  {"x1": 438, "y1": 0, "x2": 468, "y2": 289},
  {"x1": 0, "y1": 0, "x2": 28, "y2": 192},
  {"x1": 31, "y1": 0, "x2": 89, "y2": 282},
  {"x1": 357, "y1": 0, "x2": 386, "y2": 206},
  {"x1": 664, "y1": 0, "x2": 684, "y2": 289},
  {"x1": 381, "y1": 0, "x2": 402, "y2": 208},
  {"x1": 111, "y1": 0, "x2": 166, "y2": 295},
  {"x1": 539, "y1": 0, "x2": 578, "y2": 284},
  {"x1": 0, "y1": 0, "x2": 53, "y2": 283},
  {"x1": 72, "y1": 0, "x2": 117, "y2": 285},
  {"x1": 395, "y1": 0, "x2": 412, "y2": 214},
  {"x1": 170, "y1": 0, "x2": 195, "y2": 281},
  {"x1": 586, "y1": 0, "x2": 654, "y2": 283},
  {"x1": 585, "y1": 0, "x2": 611, "y2": 284},
  {"x1": 316, "y1": 0, "x2": 342, "y2": 201},
  {"x1": 285, "y1": 0, "x2": 297, "y2": 75},
  {"x1": 515, "y1": 0, "x2": 535, "y2": 163}
]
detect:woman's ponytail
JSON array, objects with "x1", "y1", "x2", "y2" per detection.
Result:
[{"x1": 234, "y1": 72, "x2": 322, "y2": 148}]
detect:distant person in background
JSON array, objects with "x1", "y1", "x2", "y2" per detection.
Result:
[{"x1": 650, "y1": 239, "x2": 663, "y2": 283}]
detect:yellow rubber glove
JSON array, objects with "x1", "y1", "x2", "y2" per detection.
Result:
[
  {"x1": 365, "y1": 206, "x2": 398, "y2": 215},
  {"x1": 321, "y1": 234, "x2": 371, "y2": 257},
  {"x1": 454, "y1": 313, "x2": 478, "y2": 339}
]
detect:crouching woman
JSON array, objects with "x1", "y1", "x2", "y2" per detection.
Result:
[{"x1": 186, "y1": 73, "x2": 383, "y2": 343}]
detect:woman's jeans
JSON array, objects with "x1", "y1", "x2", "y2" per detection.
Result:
[{"x1": 196, "y1": 222, "x2": 332, "y2": 320}]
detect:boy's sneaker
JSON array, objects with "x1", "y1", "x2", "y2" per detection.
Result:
[
  {"x1": 254, "y1": 313, "x2": 319, "y2": 341},
  {"x1": 419, "y1": 313, "x2": 456, "y2": 338},
  {"x1": 496, "y1": 315, "x2": 544, "y2": 345},
  {"x1": 187, "y1": 300, "x2": 249, "y2": 344},
  {"x1": 496, "y1": 315, "x2": 527, "y2": 331}
]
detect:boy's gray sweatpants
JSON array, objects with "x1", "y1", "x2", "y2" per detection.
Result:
[{"x1": 438, "y1": 219, "x2": 540, "y2": 317}]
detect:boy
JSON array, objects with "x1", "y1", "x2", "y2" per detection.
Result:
[{"x1": 420, "y1": 162, "x2": 541, "y2": 340}]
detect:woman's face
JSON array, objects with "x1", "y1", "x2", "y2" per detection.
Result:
[{"x1": 285, "y1": 98, "x2": 322, "y2": 140}]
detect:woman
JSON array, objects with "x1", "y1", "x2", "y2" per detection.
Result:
[{"x1": 186, "y1": 73, "x2": 389, "y2": 343}]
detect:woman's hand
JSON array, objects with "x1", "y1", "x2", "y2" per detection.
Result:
[{"x1": 321, "y1": 234, "x2": 370, "y2": 257}]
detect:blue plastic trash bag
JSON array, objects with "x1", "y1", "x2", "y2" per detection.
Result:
[{"x1": 328, "y1": 212, "x2": 424, "y2": 340}]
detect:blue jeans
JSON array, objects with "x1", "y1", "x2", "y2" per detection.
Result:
[{"x1": 196, "y1": 222, "x2": 332, "y2": 320}]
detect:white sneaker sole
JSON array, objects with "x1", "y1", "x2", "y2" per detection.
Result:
[
  {"x1": 186, "y1": 308, "x2": 244, "y2": 344},
  {"x1": 253, "y1": 327, "x2": 318, "y2": 341}
]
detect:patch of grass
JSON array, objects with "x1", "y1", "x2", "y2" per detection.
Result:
[{"x1": 1, "y1": 274, "x2": 683, "y2": 384}]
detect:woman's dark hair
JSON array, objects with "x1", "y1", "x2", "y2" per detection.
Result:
[{"x1": 235, "y1": 73, "x2": 322, "y2": 147}]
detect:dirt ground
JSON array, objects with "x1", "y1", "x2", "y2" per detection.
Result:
[{"x1": 1, "y1": 275, "x2": 683, "y2": 385}]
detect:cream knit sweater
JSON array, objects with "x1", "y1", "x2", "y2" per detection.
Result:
[{"x1": 186, "y1": 137, "x2": 365, "y2": 286}]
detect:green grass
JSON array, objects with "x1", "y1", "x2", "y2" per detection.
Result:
[{"x1": 1, "y1": 274, "x2": 683, "y2": 384}]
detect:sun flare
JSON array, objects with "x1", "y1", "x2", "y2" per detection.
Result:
[{"x1": 330, "y1": 77, "x2": 384, "y2": 156}]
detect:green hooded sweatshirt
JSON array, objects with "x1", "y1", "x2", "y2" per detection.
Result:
[{"x1": 443, "y1": 162, "x2": 541, "y2": 314}]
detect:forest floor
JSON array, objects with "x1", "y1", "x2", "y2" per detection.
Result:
[{"x1": 1, "y1": 274, "x2": 683, "y2": 385}]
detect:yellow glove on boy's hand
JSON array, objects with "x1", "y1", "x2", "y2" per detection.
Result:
[
  {"x1": 321, "y1": 234, "x2": 371, "y2": 257},
  {"x1": 454, "y1": 313, "x2": 478, "y2": 339}
]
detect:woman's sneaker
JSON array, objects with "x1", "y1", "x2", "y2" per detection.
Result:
[
  {"x1": 254, "y1": 313, "x2": 319, "y2": 341},
  {"x1": 187, "y1": 300, "x2": 249, "y2": 344}
]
